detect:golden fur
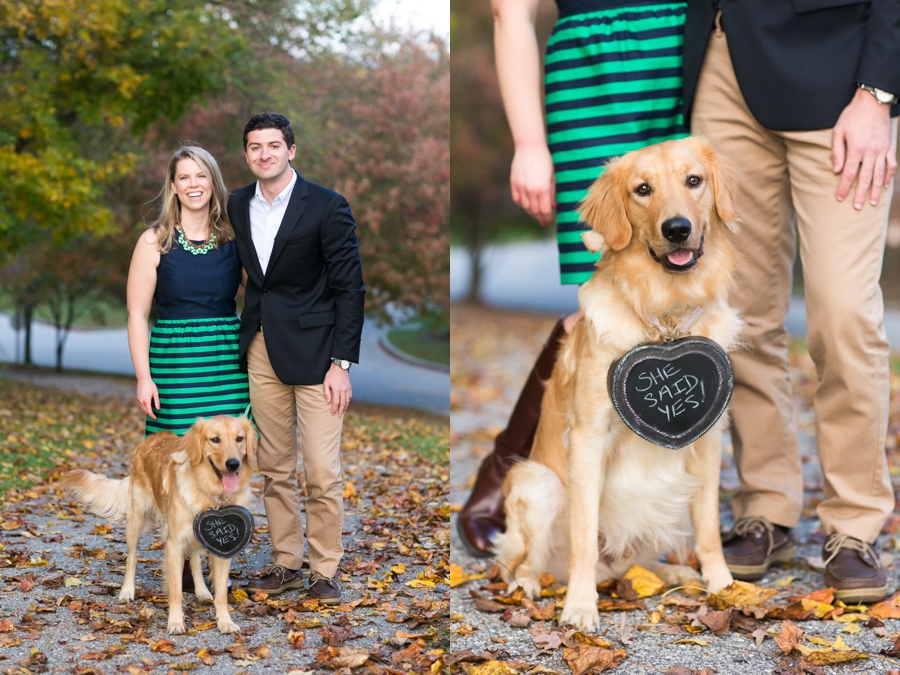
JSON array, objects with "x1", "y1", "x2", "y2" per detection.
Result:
[
  {"x1": 495, "y1": 138, "x2": 744, "y2": 632},
  {"x1": 60, "y1": 416, "x2": 255, "y2": 635}
]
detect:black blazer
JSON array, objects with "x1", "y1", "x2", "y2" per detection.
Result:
[
  {"x1": 227, "y1": 171, "x2": 366, "y2": 386},
  {"x1": 683, "y1": 0, "x2": 900, "y2": 131}
]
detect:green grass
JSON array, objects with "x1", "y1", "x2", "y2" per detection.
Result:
[{"x1": 386, "y1": 318, "x2": 449, "y2": 367}]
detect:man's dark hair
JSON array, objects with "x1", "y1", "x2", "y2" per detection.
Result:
[{"x1": 243, "y1": 112, "x2": 295, "y2": 149}]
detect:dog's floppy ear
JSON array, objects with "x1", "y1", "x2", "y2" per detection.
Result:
[
  {"x1": 695, "y1": 138, "x2": 738, "y2": 233},
  {"x1": 241, "y1": 416, "x2": 256, "y2": 469},
  {"x1": 577, "y1": 157, "x2": 632, "y2": 250},
  {"x1": 183, "y1": 418, "x2": 205, "y2": 466}
]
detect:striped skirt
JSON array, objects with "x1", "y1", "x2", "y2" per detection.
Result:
[
  {"x1": 146, "y1": 316, "x2": 250, "y2": 436},
  {"x1": 546, "y1": 2, "x2": 688, "y2": 285}
]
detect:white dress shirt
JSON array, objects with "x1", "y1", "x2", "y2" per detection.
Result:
[{"x1": 249, "y1": 169, "x2": 297, "y2": 274}]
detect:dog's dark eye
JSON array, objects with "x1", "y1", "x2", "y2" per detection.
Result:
[
  {"x1": 236, "y1": 436, "x2": 244, "y2": 443},
  {"x1": 687, "y1": 176, "x2": 702, "y2": 188},
  {"x1": 635, "y1": 184, "x2": 651, "y2": 196},
  {"x1": 211, "y1": 437, "x2": 220, "y2": 444}
]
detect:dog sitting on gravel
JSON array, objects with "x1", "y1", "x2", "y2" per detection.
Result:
[
  {"x1": 495, "y1": 138, "x2": 743, "y2": 632},
  {"x1": 60, "y1": 415, "x2": 254, "y2": 634}
]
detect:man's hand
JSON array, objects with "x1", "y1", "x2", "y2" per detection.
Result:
[
  {"x1": 323, "y1": 365, "x2": 352, "y2": 417},
  {"x1": 510, "y1": 142, "x2": 556, "y2": 226},
  {"x1": 832, "y1": 87, "x2": 897, "y2": 209}
]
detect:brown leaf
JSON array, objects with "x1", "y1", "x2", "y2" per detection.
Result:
[
  {"x1": 882, "y1": 634, "x2": 900, "y2": 657},
  {"x1": 539, "y1": 572, "x2": 556, "y2": 588},
  {"x1": 502, "y1": 608, "x2": 530, "y2": 628},
  {"x1": 562, "y1": 646, "x2": 627, "y2": 675},
  {"x1": 533, "y1": 632, "x2": 562, "y2": 650},
  {"x1": 773, "y1": 659, "x2": 824, "y2": 675},
  {"x1": 697, "y1": 608, "x2": 733, "y2": 636},
  {"x1": 521, "y1": 597, "x2": 555, "y2": 621},
  {"x1": 775, "y1": 620, "x2": 805, "y2": 654},
  {"x1": 469, "y1": 590, "x2": 507, "y2": 613},
  {"x1": 767, "y1": 600, "x2": 812, "y2": 621},
  {"x1": 287, "y1": 630, "x2": 305, "y2": 650},
  {"x1": 319, "y1": 625, "x2": 356, "y2": 647},
  {"x1": 794, "y1": 588, "x2": 834, "y2": 605},
  {"x1": 614, "y1": 578, "x2": 639, "y2": 601},
  {"x1": 596, "y1": 599, "x2": 644, "y2": 612},
  {"x1": 795, "y1": 644, "x2": 864, "y2": 666},
  {"x1": 151, "y1": 639, "x2": 176, "y2": 653},
  {"x1": 751, "y1": 628, "x2": 766, "y2": 646}
]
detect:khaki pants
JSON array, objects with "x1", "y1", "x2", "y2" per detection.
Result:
[
  {"x1": 247, "y1": 330, "x2": 344, "y2": 577},
  {"x1": 692, "y1": 30, "x2": 896, "y2": 542}
]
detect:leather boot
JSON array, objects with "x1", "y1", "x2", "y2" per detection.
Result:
[{"x1": 456, "y1": 317, "x2": 568, "y2": 557}]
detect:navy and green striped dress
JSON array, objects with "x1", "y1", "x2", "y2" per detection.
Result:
[
  {"x1": 146, "y1": 236, "x2": 250, "y2": 436},
  {"x1": 547, "y1": 0, "x2": 688, "y2": 285}
]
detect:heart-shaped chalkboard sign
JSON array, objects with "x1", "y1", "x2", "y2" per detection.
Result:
[
  {"x1": 607, "y1": 336, "x2": 733, "y2": 450},
  {"x1": 193, "y1": 505, "x2": 254, "y2": 559}
]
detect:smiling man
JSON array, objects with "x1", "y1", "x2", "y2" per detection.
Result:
[{"x1": 226, "y1": 112, "x2": 365, "y2": 603}]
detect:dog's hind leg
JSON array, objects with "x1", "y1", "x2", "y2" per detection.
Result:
[
  {"x1": 496, "y1": 462, "x2": 565, "y2": 598},
  {"x1": 209, "y1": 554, "x2": 239, "y2": 634},
  {"x1": 119, "y1": 498, "x2": 148, "y2": 602},
  {"x1": 190, "y1": 552, "x2": 213, "y2": 602},
  {"x1": 686, "y1": 425, "x2": 734, "y2": 594}
]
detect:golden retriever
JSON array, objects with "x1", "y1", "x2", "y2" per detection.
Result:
[
  {"x1": 495, "y1": 137, "x2": 743, "y2": 632},
  {"x1": 60, "y1": 415, "x2": 255, "y2": 635}
]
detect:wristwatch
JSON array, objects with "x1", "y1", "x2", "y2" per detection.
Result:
[
  {"x1": 859, "y1": 84, "x2": 899, "y2": 105},
  {"x1": 331, "y1": 358, "x2": 351, "y2": 371}
]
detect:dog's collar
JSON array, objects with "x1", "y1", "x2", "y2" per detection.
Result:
[{"x1": 646, "y1": 307, "x2": 703, "y2": 342}]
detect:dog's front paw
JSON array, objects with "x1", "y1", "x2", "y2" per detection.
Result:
[
  {"x1": 217, "y1": 619, "x2": 240, "y2": 634},
  {"x1": 560, "y1": 600, "x2": 600, "y2": 633},
  {"x1": 167, "y1": 619, "x2": 186, "y2": 635},
  {"x1": 510, "y1": 574, "x2": 542, "y2": 599},
  {"x1": 118, "y1": 586, "x2": 135, "y2": 603},
  {"x1": 703, "y1": 568, "x2": 734, "y2": 595},
  {"x1": 195, "y1": 587, "x2": 213, "y2": 603}
]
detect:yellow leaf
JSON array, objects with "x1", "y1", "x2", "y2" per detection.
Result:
[
  {"x1": 391, "y1": 563, "x2": 406, "y2": 575},
  {"x1": 64, "y1": 577, "x2": 82, "y2": 587},
  {"x1": 622, "y1": 565, "x2": 665, "y2": 598},
  {"x1": 649, "y1": 611, "x2": 661, "y2": 625},
  {"x1": 841, "y1": 623, "x2": 861, "y2": 634},
  {"x1": 833, "y1": 612, "x2": 868, "y2": 623},
  {"x1": 231, "y1": 588, "x2": 248, "y2": 602},
  {"x1": 672, "y1": 638, "x2": 710, "y2": 646},
  {"x1": 407, "y1": 579, "x2": 435, "y2": 589},
  {"x1": 773, "y1": 576, "x2": 797, "y2": 588},
  {"x1": 710, "y1": 580, "x2": 779, "y2": 608},
  {"x1": 81, "y1": 440, "x2": 94, "y2": 449},
  {"x1": 448, "y1": 563, "x2": 485, "y2": 588},
  {"x1": 467, "y1": 661, "x2": 519, "y2": 675},
  {"x1": 800, "y1": 598, "x2": 835, "y2": 618}
]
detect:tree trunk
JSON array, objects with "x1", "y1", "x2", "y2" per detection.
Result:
[{"x1": 23, "y1": 304, "x2": 33, "y2": 366}]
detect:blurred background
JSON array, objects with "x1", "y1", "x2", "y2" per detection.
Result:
[
  {"x1": 449, "y1": 0, "x2": 900, "y2": 317},
  {"x1": 0, "y1": 0, "x2": 449, "y2": 414}
]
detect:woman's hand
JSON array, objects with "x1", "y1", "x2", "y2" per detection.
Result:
[
  {"x1": 511, "y1": 142, "x2": 556, "y2": 225},
  {"x1": 136, "y1": 377, "x2": 160, "y2": 420}
]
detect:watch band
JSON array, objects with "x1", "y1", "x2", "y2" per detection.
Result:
[
  {"x1": 859, "y1": 84, "x2": 899, "y2": 105},
  {"x1": 331, "y1": 358, "x2": 351, "y2": 370}
]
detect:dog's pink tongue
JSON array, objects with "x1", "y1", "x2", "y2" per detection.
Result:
[
  {"x1": 222, "y1": 473, "x2": 240, "y2": 493},
  {"x1": 667, "y1": 249, "x2": 694, "y2": 266}
]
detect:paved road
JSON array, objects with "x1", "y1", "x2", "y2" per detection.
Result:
[
  {"x1": 0, "y1": 313, "x2": 449, "y2": 416},
  {"x1": 451, "y1": 240, "x2": 900, "y2": 345}
]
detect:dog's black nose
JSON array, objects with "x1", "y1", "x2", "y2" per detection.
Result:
[
  {"x1": 661, "y1": 217, "x2": 692, "y2": 243},
  {"x1": 225, "y1": 459, "x2": 240, "y2": 472}
]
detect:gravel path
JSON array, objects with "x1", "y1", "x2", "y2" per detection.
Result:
[
  {"x1": 450, "y1": 303, "x2": 900, "y2": 674},
  {"x1": 0, "y1": 367, "x2": 449, "y2": 674}
]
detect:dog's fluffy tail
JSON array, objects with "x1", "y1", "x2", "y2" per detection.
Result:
[{"x1": 59, "y1": 470, "x2": 131, "y2": 522}]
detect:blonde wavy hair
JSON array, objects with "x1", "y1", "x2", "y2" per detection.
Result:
[{"x1": 152, "y1": 146, "x2": 235, "y2": 254}]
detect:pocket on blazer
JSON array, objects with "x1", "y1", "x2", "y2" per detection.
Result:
[
  {"x1": 792, "y1": 0, "x2": 867, "y2": 13},
  {"x1": 296, "y1": 311, "x2": 336, "y2": 329}
]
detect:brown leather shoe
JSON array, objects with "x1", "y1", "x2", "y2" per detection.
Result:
[
  {"x1": 456, "y1": 318, "x2": 567, "y2": 557},
  {"x1": 823, "y1": 533, "x2": 889, "y2": 603},
  {"x1": 308, "y1": 571, "x2": 342, "y2": 605},
  {"x1": 722, "y1": 516, "x2": 797, "y2": 579},
  {"x1": 246, "y1": 565, "x2": 304, "y2": 595}
]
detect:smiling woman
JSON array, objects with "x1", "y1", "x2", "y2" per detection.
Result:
[{"x1": 125, "y1": 146, "x2": 249, "y2": 438}]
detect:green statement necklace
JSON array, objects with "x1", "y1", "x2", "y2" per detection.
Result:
[{"x1": 177, "y1": 227, "x2": 217, "y2": 255}]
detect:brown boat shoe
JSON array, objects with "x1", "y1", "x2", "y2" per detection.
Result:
[
  {"x1": 308, "y1": 571, "x2": 342, "y2": 605},
  {"x1": 245, "y1": 565, "x2": 304, "y2": 595},
  {"x1": 722, "y1": 516, "x2": 797, "y2": 580},
  {"x1": 823, "y1": 533, "x2": 889, "y2": 604}
]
